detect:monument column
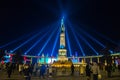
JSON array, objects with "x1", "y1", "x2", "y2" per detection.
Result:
[{"x1": 58, "y1": 17, "x2": 68, "y2": 61}]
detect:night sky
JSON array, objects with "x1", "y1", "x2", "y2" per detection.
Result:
[{"x1": 0, "y1": 0, "x2": 120, "y2": 56}]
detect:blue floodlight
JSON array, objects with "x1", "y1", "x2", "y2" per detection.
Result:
[
  {"x1": 37, "y1": 26, "x2": 58, "y2": 56},
  {"x1": 0, "y1": 31, "x2": 36, "y2": 48},
  {"x1": 76, "y1": 25, "x2": 106, "y2": 48},
  {"x1": 24, "y1": 29, "x2": 51, "y2": 55},
  {"x1": 67, "y1": 20, "x2": 85, "y2": 56},
  {"x1": 76, "y1": 31, "x2": 99, "y2": 55},
  {"x1": 66, "y1": 27, "x2": 72, "y2": 56},
  {"x1": 51, "y1": 29, "x2": 60, "y2": 56},
  {"x1": 93, "y1": 30, "x2": 118, "y2": 46},
  {"x1": 12, "y1": 29, "x2": 46, "y2": 52}
]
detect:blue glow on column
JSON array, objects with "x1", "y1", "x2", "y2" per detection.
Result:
[
  {"x1": 60, "y1": 45, "x2": 64, "y2": 49},
  {"x1": 61, "y1": 16, "x2": 64, "y2": 26}
]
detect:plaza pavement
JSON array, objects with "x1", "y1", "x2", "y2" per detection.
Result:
[{"x1": 0, "y1": 69, "x2": 120, "y2": 80}]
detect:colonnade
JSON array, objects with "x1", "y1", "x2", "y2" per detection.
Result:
[{"x1": 24, "y1": 53, "x2": 120, "y2": 64}]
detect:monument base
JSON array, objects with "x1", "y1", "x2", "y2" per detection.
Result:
[{"x1": 58, "y1": 56, "x2": 68, "y2": 61}]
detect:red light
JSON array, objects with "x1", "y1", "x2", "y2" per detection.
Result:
[
  {"x1": 24, "y1": 56, "x2": 27, "y2": 60},
  {"x1": 1, "y1": 60, "x2": 4, "y2": 64}
]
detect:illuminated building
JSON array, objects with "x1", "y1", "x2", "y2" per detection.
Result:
[{"x1": 58, "y1": 17, "x2": 68, "y2": 61}]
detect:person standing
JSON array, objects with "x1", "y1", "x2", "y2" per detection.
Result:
[
  {"x1": 6, "y1": 62, "x2": 13, "y2": 78},
  {"x1": 23, "y1": 64, "x2": 31, "y2": 80},
  {"x1": 85, "y1": 63, "x2": 91, "y2": 80},
  {"x1": 71, "y1": 64, "x2": 74, "y2": 76},
  {"x1": 106, "y1": 63, "x2": 112, "y2": 77},
  {"x1": 39, "y1": 64, "x2": 46, "y2": 79},
  {"x1": 0, "y1": 63, "x2": 1, "y2": 70},
  {"x1": 19, "y1": 63, "x2": 23, "y2": 75},
  {"x1": 48, "y1": 65, "x2": 52, "y2": 77},
  {"x1": 117, "y1": 57, "x2": 120, "y2": 72},
  {"x1": 33, "y1": 63, "x2": 38, "y2": 76},
  {"x1": 91, "y1": 62, "x2": 100, "y2": 80}
]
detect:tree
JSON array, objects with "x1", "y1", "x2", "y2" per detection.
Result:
[
  {"x1": 12, "y1": 50, "x2": 23, "y2": 64},
  {"x1": 114, "y1": 46, "x2": 120, "y2": 53},
  {"x1": 100, "y1": 46, "x2": 112, "y2": 65},
  {"x1": 0, "y1": 49, "x2": 5, "y2": 61}
]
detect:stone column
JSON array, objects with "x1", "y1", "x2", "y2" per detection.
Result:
[
  {"x1": 90, "y1": 57, "x2": 92, "y2": 63},
  {"x1": 97, "y1": 57, "x2": 100, "y2": 63},
  {"x1": 105, "y1": 60, "x2": 107, "y2": 66},
  {"x1": 78, "y1": 57, "x2": 79, "y2": 62},
  {"x1": 30, "y1": 57, "x2": 32, "y2": 64},
  {"x1": 51, "y1": 57, "x2": 52, "y2": 63},
  {"x1": 115, "y1": 56, "x2": 118, "y2": 67},
  {"x1": 84, "y1": 58, "x2": 86, "y2": 63},
  {"x1": 112, "y1": 56, "x2": 114, "y2": 64}
]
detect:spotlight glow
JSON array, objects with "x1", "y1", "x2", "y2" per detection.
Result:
[
  {"x1": 76, "y1": 32, "x2": 99, "y2": 55},
  {"x1": 24, "y1": 29, "x2": 51, "y2": 55},
  {"x1": 51, "y1": 28, "x2": 60, "y2": 56},
  {"x1": 66, "y1": 27, "x2": 72, "y2": 56},
  {"x1": 37, "y1": 26, "x2": 58, "y2": 56},
  {"x1": 0, "y1": 31, "x2": 36, "y2": 48},
  {"x1": 67, "y1": 20, "x2": 85, "y2": 56},
  {"x1": 12, "y1": 29, "x2": 45, "y2": 52},
  {"x1": 78, "y1": 27, "x2": 105, "y2": 48}
]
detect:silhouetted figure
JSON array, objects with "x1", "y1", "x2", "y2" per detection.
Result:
[
  {"x1": 71, "y1": 64, "x2": 74, "y2": 76},
  {"x1": 33, "y1": 63, "x2": 38, "y2": 76},
  {"x1": 12, "y1": 63, "x2": 16, "y2": 73},
  {"x1": 112, "y1": 63, "x2": 116, "y2": 72},
  {"x1": 6, "y1": 62, "x2": 13, "y2": 78},
  {"x1": 48, "y1": 65, "x2": 52, "y2": 77},
  {"x1": 29, "y1": 64, "x2": 33, "y2": 76},
  {"x1": 19, "y1": 63, "x2": 23, "y2": 75},
  {"x1": 85, "y1": 63, "x2": 91, "y2": 80},
  {"x1": 118, "y1": 58, "x2": 120, "y2": 72},
  {"x1": 0, "y1": 63, "x2": 1, "y2": 70},
  {"x1": 23, "y1": 64, "x2": 31, "y2": 80},
  {"x1": 106, "y1": 63, "x2": 112, "y2": 77},
  {"x1": 91, "y1": 62, "x2": 100, "y2": 80},
  {"x1": 39, "y1": 64, "x2": 46, "y2": 79}
]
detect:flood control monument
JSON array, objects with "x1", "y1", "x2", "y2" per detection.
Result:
[{"x1": 58, "y1": 17, "x2": 68, "y2": 61}]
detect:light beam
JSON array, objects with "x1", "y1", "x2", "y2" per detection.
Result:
[
  {"x1": 51, "y1": 28, "x2": 60, "y2": 56},
  {"x1": 12, "y1": 28, "x2": 46, "y2": 52},
  {"x1": 37, "y1": 25, "x2": 58, "y2": 56},
  {"x1": 66, "y1": 27, "x2": 72, "y2": 56},
  {"x1": 67, "y1": 20, "x2": 85, "y2": 56}
]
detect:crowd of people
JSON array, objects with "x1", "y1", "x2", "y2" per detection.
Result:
[
  {"x1": 0, "y1": 62, "x2": 48, "y2": 80},
  {"x1": 85, "y1": 62, "x2": 100, "y2": 80},
  {"x1": 85, "y1": 61, "x2": 120, "y2": 80},
  {"x1": 0, "y1": 61, "x2": 120, "y2": 80}
]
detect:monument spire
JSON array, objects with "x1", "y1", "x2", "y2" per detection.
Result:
[
  {"x1": 58, "y1": 17, "x2": 68, "y2": 61},
  {"x1": 60, "y1": 17, "x2": 65, "y2": 49}
]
